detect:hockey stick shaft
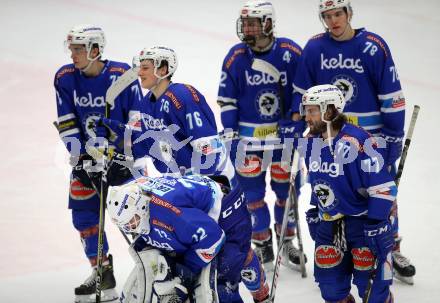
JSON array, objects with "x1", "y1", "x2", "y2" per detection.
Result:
[
  {"x1": 269, "y1": 151, "x2": 300, "y2": 302},
  {"x1": 292, "y1": 173, "x2": 307, "y2": 278},
  {"x1": 52, "y1": 120, "x2": 132, "y2": 245},
  {"x1": 96, "y1": 67, "x2": 139, "y2": 303},
  {"x1": 363, "y1": 104, "x2": 420, "y2": 303}
]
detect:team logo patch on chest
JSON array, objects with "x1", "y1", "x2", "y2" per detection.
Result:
[
  {"x1": 312, "y1": 180, "x2": 339, "y2": 211},
  {"x1": 331, "y1": 74, "x2": 358, "y2": 106},
  {"x1": 255, "y1": 89, "x2": 280, "y2": 120}
]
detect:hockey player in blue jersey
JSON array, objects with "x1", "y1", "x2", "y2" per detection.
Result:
[
  {"x1": 100, "y1": 46, "x2": 270, "y2": 302},
  {"x1": 288, "y1": 0, "x2": 414, "y2": 284},
  {"x1": 217, "y1": 0, "x2": 306, "y2": 272},
  {"x1": 298, "y1": 85, "x2": 395, "y2": 302},
  {"x1": 106, "y1": 175, "x2": 268, "y2": 303},
  {"x1": 54, "y1": 24, "x2": 141, "y2": 302}
]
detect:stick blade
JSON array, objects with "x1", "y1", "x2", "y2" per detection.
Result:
[
  {"x1": 251, "y1": 58, "x2": 281, "y2": 81},
  {"x1": 106, "y1": 67, "x2": 139, "y2": 107}
]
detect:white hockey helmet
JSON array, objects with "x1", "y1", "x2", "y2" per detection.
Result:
[
  {"x1": 319, "y1": 0, "x2": 352, "y2": 14},
  {"x1": 138, "y1": 46, "x2": 178, "y2": 80},
  {"x1": 106, "y1": 181, "x2": 151, "y2": 234},
  {"x1": 300, "y1": 84, "x2": 345, "y2": 120},
  {"x1": 237, "y1": 0, "x2": 275, "y2": 41},
  {"x1": 65, "y1": 24, "x2": 106, "y2": 60}
]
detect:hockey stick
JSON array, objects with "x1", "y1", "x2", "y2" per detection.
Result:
[
  {"x1": 363, "y1": 104, "x2": 420, "y2": 303},
  {"x1": 52, "y1": 121, "x2": 134, "y2": 247},
  {"x1": 269, "y1": 151, "x2": 301, "y2": 302},
  {"x1": 96, "y1": 67, "x2": 139, "y2": 303},
  {"x1": 291, "y1": 172, "x2": 307, "y2": 278}
]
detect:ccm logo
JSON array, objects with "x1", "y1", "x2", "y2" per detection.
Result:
[{"x1": 221, "y1": 194, "x2": 244, "y2": 219}]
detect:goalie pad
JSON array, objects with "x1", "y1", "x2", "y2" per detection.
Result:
[
  {"x1": 192, "y1": 258, "x2": 219, "y2": 303},
  {"x1": 121, "y1": 241, "x2": 219, "y2": 303},
  {"x1": 120, "y1": 244, "x2": 161, "y2": 303}
]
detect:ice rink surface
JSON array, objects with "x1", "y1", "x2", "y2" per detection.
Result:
[{"x1": 1, "y1": 0, "x2": 439, "y2": 301}]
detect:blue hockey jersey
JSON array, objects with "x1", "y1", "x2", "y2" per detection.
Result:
[
  {"x1": 54, "y1": 60, "x2": 141, "y2": 155},
  {"x1": 133, "y1": 175, "x2": 248, "y2": 274},
  {"x1": 132, "y1": 83, "x2": 232, "y2": 179},
  {"x1": 292, "y1": 29, "x2": 405, "y2": 138},
  {"x1": 302, "y1": 123, "x2": 397, "y2": 221},
  {"x1": 217, "y1": 38, "x2": 302, "y2": 149}
]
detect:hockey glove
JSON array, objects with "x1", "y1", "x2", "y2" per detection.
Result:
[
  {"x1": 94, "y1": 117, "x2": 128, "y2": 149},
  {"x1": 381, "y1": 135, "x2": 403, "y2": 166},
  {"x1": 278, "y1": 119, "x2": 305, "y2": 146},
  {"x1": 364, "y1": 220, "x2": 394, "y2": 260},
  {"x1": 153, "y1": 255, "x2": 191, "y2": 303},
  {"x1": 305, "y1": 208, "x2": 320, "y2": 241},
  {"x1": 71, "y1": 154, "x2": 101, "y2": 190},
  {"x1": 219, "y1": 129, "x2": 240, "y2": 163},
  {"x1": 107, "y1": 151, "x2": 134, "y2": 186}
]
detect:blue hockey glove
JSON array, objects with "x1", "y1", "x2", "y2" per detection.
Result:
[
  {"x1": 94, "y1": 117, "x2": 127, "y2": 148},
  {"x1": 278, "y1": 119, "x2": 305, "y2": 146},
  {"x1": 381, "y1": 135, "x2": 403, "y2": 166},
  {"x1": 364, "y1": 220, "x2": 394, "y2": 260},
  {"x1": 305, "y1": 208, "x2": 320, "y2": 241}
]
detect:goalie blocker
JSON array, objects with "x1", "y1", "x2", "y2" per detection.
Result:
[{"x1": 106, "y1": 174, "x2": 269, "y2": 303}]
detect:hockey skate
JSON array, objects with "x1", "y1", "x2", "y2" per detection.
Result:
[
  {"x1": 277, "y1": 235, "x2": 307, "y2": 272},
  {"x1": 253, "y1": 233, "x2": 275, "y2": 272},
  {"x1": 392, "y1": 251, "x2": 416, "y2": 285},
  {"x1": 74, "y1": 255, "x2": 118, "y2": 303}
]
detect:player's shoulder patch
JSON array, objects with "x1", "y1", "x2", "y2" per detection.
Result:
[
  {"x1": 107, "y1": 61, "x2": 129, "y2": 74},
  {"x1": 56, "y1": 65, "x2": 75, "y2": 80},
  {"x1": 225, "y1": 44, "x2": 247, "y2": 70},
  {"x1": 310, "y1": 33, "x2": 325, "y2": 40},
  {"x1": 150, "y1": 195, "x2": 182, "y2": 216},
  {"x1": 279, "y1": 39, "x2": 302, "y2": 56},
  {"x1": 340, "y1": 123, "x2": 373, "y2": 151},
  {"x1": 183, "y1": 84, "x2": 200, "y2": 103},
  {"x1": 165, "y1": 86, "x2": 183, "y2": 110},
  {"x1": 363, "y1": 31, "x2": 389, "y2": 57}
]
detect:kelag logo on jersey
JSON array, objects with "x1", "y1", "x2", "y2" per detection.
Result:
[
  {"x1": 73, "y1": 89, "x2": 114, "y2": 109},
  {"x1": 332, "y1": 74, "x2": 358, "y2": 106},
  {"x1": 245, "y1": 70, "x2": 287, "y2": 86},
  {"x1": 255, "y1": 89, "x2": 280, "y2": 120},
  {"x1": 320, "y1": 53, "x2": 364, "y2": 74}
]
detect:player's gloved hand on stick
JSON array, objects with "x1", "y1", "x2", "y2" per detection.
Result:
[
  {"x1": 278, "y1": 118, "x2": 305, "y2": 146},
  {"x1": 220, "y1": 129, "x2": 240, "y2": 163},
  {"x1": 71, "y1": 154, "x2": 101, "y2": 189},
  {"x1": 380, "y1": 134, "x2": 403, "y2": 166},
  {"x1": 107, "y1": 151, "x2": 134, "y2": 186},
  {"x1": 94, "y1": 117, "x2": 128, "y2": 149},
  {"x1": 364, "y1": 219, "x2": 394, "y2": 260}
]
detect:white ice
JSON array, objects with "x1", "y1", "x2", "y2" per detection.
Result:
[{"x1": 0, "y1": 0, "x2": 439, "y2": 302}]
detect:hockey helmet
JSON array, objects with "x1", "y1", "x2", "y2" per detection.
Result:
[
  {"x1": 237, "y1": 0, "x2": 275, "y2": 41},
  {"x1": 300, "y1": 84, "x2": 345, "y2": 120},
  {"x1": 138, "y1": 46, "x2": 178, "y2": 80},
  {"x1": 106, "y1": 181, "x2": 151, "y2": 234},
  {"x1": 65, "y1": 24, "x2": 106, "y2": 60}
]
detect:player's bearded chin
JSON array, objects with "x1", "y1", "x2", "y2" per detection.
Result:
[
  {"x1": 243, "y1": 35, "x2": 256, "y2": 46},
  {"x1": 309, "y1": 121, "x2": 327, "y2": 135}
]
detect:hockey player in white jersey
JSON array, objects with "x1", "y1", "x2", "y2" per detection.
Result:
[
  {"x1": 217, "y1": 0, "x2": 306, "y2": 274},
  {"x1": 288, "y1": 0, "x2": 415, "y2": 284},
  {"x1": 54, "y1": 24, "x2": 140, "y2": 302}
]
